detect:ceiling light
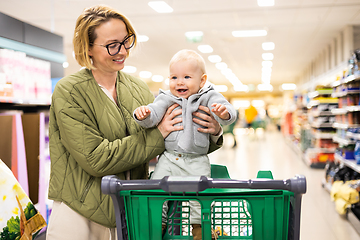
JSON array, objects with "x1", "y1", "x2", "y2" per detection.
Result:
[
  {"x1": 262, "y1": 61, "x2": 273, "y2": 68},
  {"x1": 137, "y1": 35, "x2": 149, "y2": 42},
  {"x1": 122, "y1": 66, "x2": 137, "y2": 73},
  {"x1": 198, "y1": 45, "x2": 213, "y2": 53},
  {"x1": 262, "y1": 53, "x2": 274, "y2": 60},
  {"x1": 233, "y1": 85, "x2": 249, "y2": 92},
  {"x1": 215, "y1": 62, "x2": 227, "y2": 70},
  {"x1": 282, "y1": 83, "x2": 297, "y2": 90},
  {"x1": 262, "y1": 42, "x2": 275, "y2": 50},
  {"x1": 214, "y1": 85, "x2": 228, "y2": 92},
  {"x1": 185, "y1": 31, "x2": 203, "y2": 43},
  {"x1": 262, "y1": 67, "x2": 272, "y2": 73},
  {"x1": 139, "y1": 71, "x2": 152, "y2": 78},
  {"x1": 257, "y1": 84, "x2": 273, "y2": 91},
  {"x1": 148, "y1": 1, "x2": 173, "y2": 13},
  {"x1": 261, "y1": 76, "x2": 271, "y2": 84},
  {"x1": 62, "y1": 62, "x2": 69, "y2": 68},
  {"x1": 152, "y1": 75, "x2": 164, "y2": 82},
  {"x1": 257, "y1": 0, "x2": 274, "y2": 7},
  {"x1": 232, "y1": 30, "x2": 267, "y2": 37},
  {"x1": 233, "y1": 100, "x2": 250, "y2": 108},
  {"x1": 221, "y1": 68, "x2": 232, "y2": 76},
  {"x1": 252, "y1": 100, "x2": 265, "y2": 107},
  {"x1": 208, "y1": 55, "x2": 222, "y2": 63}
]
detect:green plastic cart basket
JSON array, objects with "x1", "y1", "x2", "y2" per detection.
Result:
[{"x1": 101, "y1": 166, "x2": 306, "y2": 240}]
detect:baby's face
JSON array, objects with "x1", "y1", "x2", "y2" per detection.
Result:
[{"x1": 169, "y1": 60, "x2": 205, "y2": 99}]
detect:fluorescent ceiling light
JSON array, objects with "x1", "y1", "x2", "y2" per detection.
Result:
[
  {"x1": 257, "y1": 84, "x2": 273, "y2": 91},
  {"x1": 208, "y1": 55, "x2": 222, "y2": 63},
  {"x1": 262, "y1": 53, "x2": 274, "y2": 60},
  {"x1": 233, "y1": 85, "x2": 249, "y2": 93},
  {"x1": 262, "y1": 42, "x2": 275, "y2": 50},
  {"x1": 252, "y1": 100, "x2": 265, "y2": 108},
  {"x1": 185, "y1": 31, "x2": 203, "y2": 43},
  {"x1": 233, "y1": 100, "x2": 250, "y2": 108},
  {"x1": 232, "y1": 30, "x2": 267, "y2": 37},
  {"x1": 139, "y1": 71, "x2": 152, "y2": 78},
  {"x1": 185, "y1": 31, "x2": 203, "y2": 38},
  {"x1": 148, "y1": 1, "x2": 173, "y2": 13},
  {"x1": 137, "y1": 35, "x2": 149, "y2": 42},
  {"x1": 198, "y1": 45, "x2": 213, "y2": 53},
  {"x1": 282, "y1": 83, "x2": 297, "y2": 90},
  {"x1": 214, "y1": 85, "x2": 228, "y2": 92},
  {"x1": 152, "y1": 75, "x2": 164, "y2": 82},
  {"x1": 123, "y1": 66, "x2": 137, "y2": 73},
  {"x1": 262, "y1": 67, "x2": 272, "y2": 73},
  {"x1": 262, "y1": 61, "x2": 273, "y2": 68},
  {"x1": 221, "y1": 68, "x2": 232, "y2": 76},
  {"x1": 257, "y1": 0, "x2": 274, "y2": 7},
  {"x1": 215, "y1": 62, "x2": 227, "y2": 70}
]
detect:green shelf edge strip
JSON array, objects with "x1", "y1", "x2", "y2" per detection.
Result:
[{"x1": 0, "y1": 36, "x2": 67, "y2": 63}]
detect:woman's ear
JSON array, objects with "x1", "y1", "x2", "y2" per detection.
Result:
[{"x1": 200, "y1": 74, "x2": 207, "y2": 88}]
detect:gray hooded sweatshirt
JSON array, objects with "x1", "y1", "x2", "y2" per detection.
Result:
[{"x1": 133, "y1": 85, "x2": 236, "y2": 154}]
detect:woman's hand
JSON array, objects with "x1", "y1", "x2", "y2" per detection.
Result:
[
  {"x1": 193, "y1": 105, "x2": 221, "y2": 135},
  {"x1": 157, "y1": 103, "x2": 183, "y2": 138}
]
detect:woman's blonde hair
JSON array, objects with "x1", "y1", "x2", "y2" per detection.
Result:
[
  {"x1": 169, "y1": 49, "x2": 206, "y2": 74},
  {"x1": 73, "y1": 5, "x2": 137, "y2": 69}
]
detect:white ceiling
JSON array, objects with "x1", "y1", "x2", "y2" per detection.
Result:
[{"x1": 1, "y1": 0, "x2": 360, "y2": 94}]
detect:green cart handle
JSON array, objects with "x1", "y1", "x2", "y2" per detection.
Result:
[{"x1": 102, "y1": 175, "x2": 306, "y2": 195}]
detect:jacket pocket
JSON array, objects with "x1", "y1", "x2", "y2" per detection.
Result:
[
  {"x1": 193, "y1": 125, "x2": 208, "y2": 148},
  {"x1": 80, "y1": 176, "x2": 95, "y2": 203}
]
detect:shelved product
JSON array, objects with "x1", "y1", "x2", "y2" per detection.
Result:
[
  {"x1": 0, "y1": 13, "x2": 64, "y2": 226},
  {"x1": 305, "y1": 87, "x2": 338, "y2": 168},
  {"x1": 321, "y1": 49, "x2": 360, "y2": 235}
]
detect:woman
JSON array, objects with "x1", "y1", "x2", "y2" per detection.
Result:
[{"x1": 46, "y1": 4, "x2": 223, "y2": 240}]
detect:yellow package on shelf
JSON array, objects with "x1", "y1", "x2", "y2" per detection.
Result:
[
  {"x1": 314, "y1": 97, "x2": 338, "y2": 103},
  {"x1": 0, "y1": 159, "x2": 46, "y2": 240}
]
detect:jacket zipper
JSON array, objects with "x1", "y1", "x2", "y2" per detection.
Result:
[{"x1": 80, "y1": 177, "x2": 95, "y2": 203}]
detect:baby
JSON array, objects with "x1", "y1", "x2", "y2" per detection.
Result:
[{"x1": 133, "y1": 49, "x2": 236, "y2": 240}]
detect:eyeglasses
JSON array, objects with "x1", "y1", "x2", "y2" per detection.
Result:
[{"x1": 92, "y1": 34, "x2": 136, "y2": 56}]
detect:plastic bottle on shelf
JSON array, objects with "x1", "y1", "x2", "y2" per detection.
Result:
[{"x1": 354, "y1": 141, "x2": 360, "y2": 164}]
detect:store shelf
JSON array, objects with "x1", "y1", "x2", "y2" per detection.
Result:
[
  {"x1": 333, "y1": 136, "x2": 356, "y2": 146},
  {"x1": 313, "y1": 132, "x2": 336, "y2": 139},
  {"x1": 331, "y1": 108, "x2": 348, "y2": 115},
  {"x1": 333, "y1": 122, "x2": 360, "y2": 129},
  {"x1": 332, "y1": 90, "x2": 360, "y2": 98},
  {"x1": 311, "y1": 110, "x2": 335, "y2": 117},
  {"x1": 347, "y1": 132, "x2": 360, "y2": 141},
  {"x1": 311, "y1": 122, "x2": 335, "y2": 128},
  {"x1": 334, "y1": 153, "x2": 360, "y2": 173}
]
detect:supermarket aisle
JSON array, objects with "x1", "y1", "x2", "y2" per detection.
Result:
[{"x1": 209, "y1": 128, "x2": 360, "y2": 240}]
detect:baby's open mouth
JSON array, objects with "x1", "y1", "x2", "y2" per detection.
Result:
[{"x1": 177, "y1": 89, "x2": 188, "y2": 93}]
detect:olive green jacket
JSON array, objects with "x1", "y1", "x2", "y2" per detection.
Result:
[{"x1": 48, "y1": 69, "x2": 222, "y2": 228}]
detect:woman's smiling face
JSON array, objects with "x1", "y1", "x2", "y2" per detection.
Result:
[
  {"x1": 88, "y1": 18, "x2": 129, "y2": 74},
  {"x1": 169, "y1": 59, "x2": 207, "y2": 99}
]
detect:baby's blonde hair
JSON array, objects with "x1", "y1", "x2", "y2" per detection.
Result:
[{"x1": 169, "y1": 49, "x2": 206, "y2": 74}]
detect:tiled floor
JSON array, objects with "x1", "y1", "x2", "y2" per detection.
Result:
[{"x1": 208, "y1": 127, "x2": 360, "y2": 240}]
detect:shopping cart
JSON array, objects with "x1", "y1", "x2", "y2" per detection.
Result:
[{"x1": 101, "y1": 166, "x2": 306, "y2": 240}]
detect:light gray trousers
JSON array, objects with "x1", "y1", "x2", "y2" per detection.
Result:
[{"x1": 151, "y1": 150, "x2": 211, "y2": 224}]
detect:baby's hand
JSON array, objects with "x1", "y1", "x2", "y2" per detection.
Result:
[
  {"x1": 135, "y1": 106, "x2": 151, "y2": 120},
  {"x1": 211, "y1": 103, "x2": 230, "y2": 120}
]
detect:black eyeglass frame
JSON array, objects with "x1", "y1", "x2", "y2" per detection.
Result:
[{"x1": 92, "y1": 34, "x2": 136, "y2": 56}]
